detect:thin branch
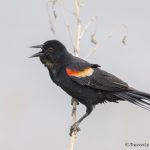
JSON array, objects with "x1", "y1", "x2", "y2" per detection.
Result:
[
  {"x1": 57, "y1": 0, "x2": 76, "y2": 51},
  {"x1": 47, "y1": 0, "x2": 76, "y2": 52},
  {"x1": 84, "y1": 24, "x2": 128, "y2": 59},
  {"x1": 46, "y1": 1, "x2": 56, "y2": 34},
  {"x1": 74, "y1": 0, "x2": 81, "y2": 56},
  {"x1": 52, "y1": 0, "x2": 58, "y2": 19},
  {"x1": 91, "y1": 16, "x2": 98, "y2": 45},
  {"x1": 69, "y1": 1, "x2": 82, "y2": 150},
  {"x1": 84, "y1": 31, "x2": 113, "y2": 59},
  {"x1": 57, "y1": 0, "x2": 75, "y2": 15},
  {"x1": 80, "y1": 16, "x2": 97, "y2": 39},
  {"x1": 69, "y1": 98, "x2": 78, "y2": 150},
  {"x1": 121, "y1": 24, "x2": 128, "y2": 45}
]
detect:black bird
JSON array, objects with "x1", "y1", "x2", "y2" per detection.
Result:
[{"x1": 30, "y1": 40, "x2": 150, "y2": 136}]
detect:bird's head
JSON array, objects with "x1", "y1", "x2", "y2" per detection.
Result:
[{"x1": 30, "y1": 40, "x2": 69, "y2": 65}]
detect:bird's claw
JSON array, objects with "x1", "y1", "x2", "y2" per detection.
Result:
[{"x1": 69, "y1": 123, "x2": 80, "y2": 136}]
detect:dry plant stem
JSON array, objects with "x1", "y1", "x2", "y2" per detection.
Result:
[
  {"x1": 84, "y1": 24, "x2": 128, "y2": 59},
  {"x1": 46, "y1": 1, "x2": 56, "y2": 33},
  {"x1": 74, "y1": 0, "x2": 81, "y2": 56},
  {"x1": 69, "y1": 98, "x2": 78, "y2": 150},
  {"x1": 56, "y1": 0, "x2": 75, "y2": 50},
  {"x1": 69, "y1": 1, "x2": 81, "y2": 150},
  {"x1": 80, "y1": 16, "x2": 97, "y2": 39}
]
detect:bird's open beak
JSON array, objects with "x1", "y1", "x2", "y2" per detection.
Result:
[
  {"x1": 29, "y1": 44, "x2": 44, "y2": 58},
  {"x1": 30, "y1": 44, "x2": 43, "y2": 49},
  {"x1": 30, "y1": 51, "x2": 44, "y2": 58}
]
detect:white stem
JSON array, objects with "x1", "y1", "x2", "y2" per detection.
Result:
[
  {"x1": 80, "y1": 17, "x2": 97, "y2": 39},
  {"x1": 84, "y1": 24, "x2": 128, "y2": 59},
  {"x1": 57, "y1": 0, "x2": 75, "y2": 50},
  {"x1": 74, "y1": 0, "x2": 81, "y2": 56},
  {"x1": 69, "y1": 98, "x2": 78, "y2": 150},
  {"x1": 69, "y1": 1, "x2": 82, "y2": 150},
  {"x1": 46, "y1": 1, "x2": 56, "y2": 33}
]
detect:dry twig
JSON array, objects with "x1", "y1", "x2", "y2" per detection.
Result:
[
  {"x1": 80, "y1": 16, "x2": 97, "y2": 39},
  {"x1": 84, "y1": 24, "x2": 128, "y2": 59},
  {"x1": 74, "y1": 0, "x2": 81, "y2": 56},
  {"x1": 57, "y1": 0, "x2": 75, "y2": 51},
  {"x1": 69, "y1": 1, "x2": 81, "y2": 150},
  {"x1": 46, "y1": 1, "x2": 56, "y2": 34},
  {"x1": 69, "y1": 98, "x2": 78, "y2": 150}
]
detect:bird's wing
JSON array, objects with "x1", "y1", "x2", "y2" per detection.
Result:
[{"x1": 66, "y1": 62, "x2": 129, "y2": 92}]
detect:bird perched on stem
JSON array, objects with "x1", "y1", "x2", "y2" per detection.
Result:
[{"x1": 30, "y1": 40, "x2": 150, "y2": 136}]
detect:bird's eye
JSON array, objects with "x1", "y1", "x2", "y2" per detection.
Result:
[{"x1": 48, "y1": 47, "x2": 54, "y2": 52}]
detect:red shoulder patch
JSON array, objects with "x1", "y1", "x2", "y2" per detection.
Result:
[{"x1": 66, "y1": 67, "x2": 94, "y2": 78}]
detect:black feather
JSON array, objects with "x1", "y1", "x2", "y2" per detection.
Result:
[{"x1": 115, "y1": 90, "x2": 150, "y2": 111}]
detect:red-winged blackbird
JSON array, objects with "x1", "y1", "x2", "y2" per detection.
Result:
[{"x1": 30, "y1": 40, "x2": 150, "y2": 135}]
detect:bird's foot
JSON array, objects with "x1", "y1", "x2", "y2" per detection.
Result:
[{"x1": 69, "y1": 122, "x2": 80, "y2": 136}]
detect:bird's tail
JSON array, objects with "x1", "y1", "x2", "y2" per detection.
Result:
[{"x1": 115, "y1": 90, "x2": 150, "y2": 111}]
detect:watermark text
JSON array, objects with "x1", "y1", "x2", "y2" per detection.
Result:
[{"x1": 125, "y1": 142, "x2": 149, "y2": 148}]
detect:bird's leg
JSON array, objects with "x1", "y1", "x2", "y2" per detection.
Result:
[
  {"x1": 71, "y1": 98, "x2": 79, "y2": 117},
  {"x1": 70, "y1": 106, "x2": 93, "y2": 136},
  {"x1": 70, "y1": 113, "x2": 88, "y2": 136},
  {"x1": 71, "y1": 98, "x2": 79, "y2": 105}
]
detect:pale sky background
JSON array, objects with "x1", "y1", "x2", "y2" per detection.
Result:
[{"x1": 0, "y1": 0, "x2": 150, "y2": 150}]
